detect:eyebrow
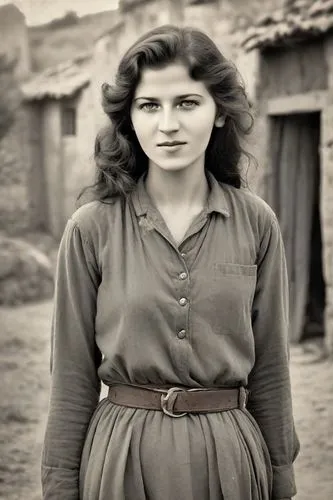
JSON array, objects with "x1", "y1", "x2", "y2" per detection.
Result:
[{"x1": 133, "y1": 93, "x2": 203, "y2": 101}]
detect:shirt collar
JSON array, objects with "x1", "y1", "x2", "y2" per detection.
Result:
[
  {"x1": 205, "y1": 171, "x2": 231, "y2": 217},
  {"x1": 131, "y1": 170, "x2": 230, "y2": 218}
]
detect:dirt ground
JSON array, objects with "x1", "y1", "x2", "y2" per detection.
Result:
[{"x1": 1, "y1": 300, "x2": 332, "y2": 500}]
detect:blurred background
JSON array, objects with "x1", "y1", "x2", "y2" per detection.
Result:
[{"x1": 0, "y1": 0, "x2": 332, "y2": 499}]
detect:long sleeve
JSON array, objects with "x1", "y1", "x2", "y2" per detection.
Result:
[
  {"x1": 247, "y1": 217, "x2": 300, "y2": 499},
  {"x1": 42, "y1": 218, "x2": 102, "y2": 499}
]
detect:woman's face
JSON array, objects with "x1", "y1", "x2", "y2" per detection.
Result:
[{"x1": 130, "y1": 62, "x2": 223, "y2": 174}]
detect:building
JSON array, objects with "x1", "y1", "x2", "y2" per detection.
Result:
[
  {"x1": 242, "y1": 0, "x2": 333, "y2": 349},
  {"x1": 22, "y1": 54, "x2": 95, "y2": 238},
  {"x1": 17, "y1": 0, "x2": 333, "y2": 348}
]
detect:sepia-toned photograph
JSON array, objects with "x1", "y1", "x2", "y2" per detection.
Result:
[{"x1": 0, "y1": 1, "x2": 332, "y2": 499}]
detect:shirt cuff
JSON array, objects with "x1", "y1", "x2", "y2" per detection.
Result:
[{"x1": 272, "y1": 463, "x2": 297, "y2": 499}]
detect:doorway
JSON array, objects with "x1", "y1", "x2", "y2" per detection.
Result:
[
  {"x1": 267, "y1": 112, "x2": 325, "y2": 343},
  {"x1": 303, "y1": 129, "x2": 326, "y2": 340}
]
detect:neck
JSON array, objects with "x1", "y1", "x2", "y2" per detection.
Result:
[{"x1": 145, "y1": 163, "x2": 209, "y2": 212}]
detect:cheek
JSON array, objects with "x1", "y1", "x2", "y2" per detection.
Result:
[
  {"x1": 188, "y1": 106, "x2": 216, "y2": 137},
  {"x1": 191, "y1": 120, "x2": 215, "y2": 146},
  {"x1": 131, "y1": 115, "x2": 153, "y2": 147}
]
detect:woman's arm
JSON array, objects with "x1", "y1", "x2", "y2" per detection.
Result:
[
  {"x1": 247, "y1": 216, "x2": 300, "y2": 500},
  {"x1": 42, "y1": 218, "x2": 102, "y2": 499}
]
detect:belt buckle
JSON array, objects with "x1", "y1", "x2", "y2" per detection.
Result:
[{"x1": 160, "y1": 387, "x2": 187, "y2": 418}]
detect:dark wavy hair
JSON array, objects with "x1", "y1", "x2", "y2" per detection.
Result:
[{"x1": 80, "y1": 24, "x2": 254, "y2": 202}]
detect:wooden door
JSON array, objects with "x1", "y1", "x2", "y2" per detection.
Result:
[{"x1": 267, "y1": 113, "x2": 320, "y2": 342}]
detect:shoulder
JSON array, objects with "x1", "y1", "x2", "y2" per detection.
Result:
[
  {"x1": 222, "y1": 183, "x2": 278, "y2": 233},
  {"x1": 70, "y1": 200, "x2": 108, "y2": 228},
  {"x1": 62, "y1": 198, "x2": 124, "y2": 266},
  {"x1": 69, "y1": 197, "x2": 123, "y2": 237},
  {"x1": 59, "y1": 197, "x2": 124, "y2": 257}
]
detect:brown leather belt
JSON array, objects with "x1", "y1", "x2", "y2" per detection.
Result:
[{"x1": 107, "y1": 384, "x2": 248, "y2": 418}]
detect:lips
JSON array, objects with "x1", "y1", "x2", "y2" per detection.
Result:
[{"x1": 157, "y1": 141, "x2": 187, "y2": 147}]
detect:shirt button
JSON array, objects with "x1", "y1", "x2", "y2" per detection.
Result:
[
  {"x1": 178, "y1": 329, "x2": 186, "y2": 339},
  {"x1": 179, "y1": 272, "x2": 187, "y2": 280},
  {"x1": 181, "y1": 252, "x2": 186, "y2": 258},
  {"x1": 179, "y1": 297, "x2": 188, "y2": 306}
]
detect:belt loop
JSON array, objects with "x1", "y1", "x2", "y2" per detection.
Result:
[{"x1": 238, "y1": 387, "x2": 248, "y2": 410}]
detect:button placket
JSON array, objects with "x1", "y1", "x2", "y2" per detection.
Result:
[
  {"x1": 173, "y1": 252, "x2": 191, "y2": 380},
  {"x1": 175, "y1": 258, "x2": 189, "y2": 344}
]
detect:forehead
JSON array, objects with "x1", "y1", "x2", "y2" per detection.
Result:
[{"x1": 134, "y1": 63, "x2": 210, "y2": 98}]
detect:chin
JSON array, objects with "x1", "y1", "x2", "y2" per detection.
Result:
[{"x1": 150, "y1": 159, "x2": 198, "y2": 173}]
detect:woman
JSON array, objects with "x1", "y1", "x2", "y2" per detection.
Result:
[{"x1": 42, "y1": 25, "x2": 299, "y2": 500}]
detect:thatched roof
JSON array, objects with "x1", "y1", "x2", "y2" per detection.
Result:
[
  {"x1": 22, "y1": 53, "x2": 91, "y2": 101},
  {"x1": 242, "y1": 0, "x2": 333, "y2": 51}
]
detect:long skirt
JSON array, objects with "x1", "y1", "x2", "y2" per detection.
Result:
[{"x1": 79, "y1": 398, "x2": 272, "y2": 500}]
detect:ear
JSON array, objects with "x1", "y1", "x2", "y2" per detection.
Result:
[{"x1": 214, "y1": 115, "x2": 225, "y2": 128}]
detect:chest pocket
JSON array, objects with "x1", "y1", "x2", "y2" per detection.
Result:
[{"x1": 200, "y1": 263, "x2": 257, "y2": 335}]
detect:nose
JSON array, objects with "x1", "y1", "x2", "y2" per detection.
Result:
[{"x1": 158, "y1": 109, "x2": 180, "y2": 134}]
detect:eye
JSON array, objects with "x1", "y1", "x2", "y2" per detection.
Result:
[
  {"x1": 179, "y1": 100, "x2": 199, "y2": 110},
  {"x1": 138, "y1": 102, "x2": 159, "y2": 112}
]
